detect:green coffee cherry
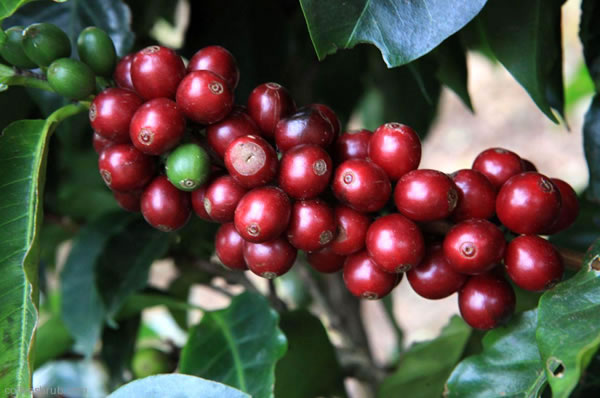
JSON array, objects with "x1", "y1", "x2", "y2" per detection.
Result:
[
  {"x1": 77, "y1": 27, "x2": 116, "y2": 77},
  {"x1": 47, "y1": 58, "x2": 96, "y2": 100},
  {"x1": 131, "y1": 348, "x2": 172, "y2": 378},
  {"x1": 166, "y1": 143, "x2": 210, "y2": 191},
  {"x1": 0, "y1": 27, "x2": 37, "y2": 68},
  {"x1": 22, "y1": 23, "x2": 71, "y2": 67}
]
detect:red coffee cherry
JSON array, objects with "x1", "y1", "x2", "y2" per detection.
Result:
[
  {"x1": 129, "y1": 98, "x2": 186, "y2": 155},
  {"x1": 307, "y1": 246, "x2": 346, "y2": 273},
  {"x1": 98, "y1": 144, "x2": 156, "y2": 191},
  {"x1": 93, "y1": 132, "x2": 115, "y2": 154},
  {"x1": 521, "y1": 159, "x2": 538, "y2": 172},
  {"x1": 243, "y1": 237, "x2": 297, "y2": 279},
  {"x1": 333, "y1": 129, "x2": 371, "y2": 163},
  {"x1": 394, "y1": 169, "x2": 459, "y2": 222},
  {"x1": 131, "y1": 45, "x2": 185, "y2": 100},
  {"x1": 286, "y1": 199, "x2": 336, "y2": 251},
  {"x1": 496, "y1": 172, "x2": 561, "y2": 234},
  {"x1": 309, "y1": 103, "x2": 341, "y2": 136},
  {"x1": 443, "y1": 219, "x2": 505, "y2": 275},
  {"x1": 113, "y1": 54, "x2": 135, "y2": 91},
  {"x1": 191, "y1": 180, "x2": 215, "y2": 222},
  {"x1": 224, "y1": 135, "x2": 278, "y2": 188},
  {"x1": 332, "y1": 159, "x2": 391, "y2": 213},
  {"x1": 407, "y1": 243, "x2": 468, "y2": 299},
  {"x1": 187, "y1": 45, "x2": 240, "y2": 89},
  {"x1": 329, "y1": 205, "x2": 370, "y2": 255},
  {"x1": 365, "y1": 213, "x2": 425, "y2": 273},
  {"x1": 472, "y1": 147, "x2": 523, "y2": 190},
  {"x1": 113, "y1": 189, "x2": 142, "y2": 212},
  {"x1": 90, "y1": 88, "x2": 143, "y2": 143},
  {"x1": 206, "y1": 107, "x2": 260, "y2": 158},
  {"x1": 343, "y1": 251, "x2": 400, "y2": 300},
  {"x1": 203, "y1": 175, "x2": 247, "y2": 222},
  {"x1": 544, "y1": 178, "x2": 579, "y2": 234},
  {"x1": 451, "y1": 169, "x2": 496, "y2": 222},
  {"x1": 504, "y1": 235, "x2": 564, "y2": 292},
  {"x1": 215, "y1": 222, "x2": 247, "y2": 270},
  {"x1": 368, "y1": 122, "x2": 421, "y2": 181},
  {"x1": 141, "y1": 176, "x2": 191, "y2": 232},
  {"x1": 176, "y1": 70, "x2": 234, "y2": 125},
  {"x1": 274, "y1": 107, "x2": 335, "y2": 152},
  {"x1": 458, "y1": 273, "x2": 516, "y2": 330},
  {"x1": 234, "y1": 186, "x2": 291, "y2": 243},
  {"x1": 247, "y1": 82, "x2": 296, "y2": 138},
  {"x1": 278, "y1": 144, "x2": 332, "y2": 199}
]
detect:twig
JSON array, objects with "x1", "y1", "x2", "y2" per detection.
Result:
[
  {"x1": 268, "y1": 280, "x2": 288, "y2": 313},
  {"x1": 193, "y1": 258, "x2": 259, "y2": 294}
]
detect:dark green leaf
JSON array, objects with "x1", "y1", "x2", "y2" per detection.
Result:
[
  {"x1": 580, "y1": 0, "x2": 600, "y2": 90},
  {"x1": 550, "y1": 194, "x2": 600, "y2": 252},
  {"x1": 584, "y1": 95, "x2": 600, "y2": 202},
  {"x1": 432, "y1": 36, "x2": 473, "y2": 111},
  {"x1": 33, "y1": 315, "x2": 74, "y2": 370},
  {"x1": 0, "y1": 0, "x2": 34, "y2": 20},
  {"x1": 101, "y1": 315, "x2": 141, "y2": 389},
  {"x1": 179, "y1": 292, "x2": 287, "y2": 398},
  {"x1": 0, "y1": 86, "x2": 35, "y2": 132},
  {"x1": 378, "y1": 316, "x2": 471, "y2": 398}
]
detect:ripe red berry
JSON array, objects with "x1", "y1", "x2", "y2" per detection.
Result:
[
  {"x1": 113, "y1": 54, "x2": 135, "y2": 91},
  {"x1": 244, "y1": 238, "x2": 297, "y2": 279},
  {"x1": 131, "y1": 45, "x2": 185, "y2": 100},
  {"x1": 247, "y1": 82, "x2": 296, "y2": 138},
  {"x1": 215, "y1": 222, "x2": 247, "y2": 270},
  {"x1": 307, "y1": 246, "x2": 346, "y2": 273},
  {"x1": 394, "y1": 169, "x2": 459, "y2": 222},
  {"x1": 90, "y1": 88, "x2": 143, "y2": 143},
  {"x1": 343, "y1": 251, "x2": 399, "y2": 300},
  {"x1": 187, "y1": 45, "x2": 239, "y2": 89},
  {"x1": 286, "y1": 199, "x2": 336, "y2": 251},
  {"x1": 191, "y1": 180, "x2": 215, "y2": 222},
  {"x1": 544, "y1": 178, "x2": 579, "y2": 234},
  {"x1": 93, "y1": 132, "x2": 115, "y2": 154},
  {"x1": 496, "y1": 172, "x2": 561, "y2": 234},
  {"x1": 458, "y1": 273, "x2": 516, "y2": 330},
  {"x1": 278, "y1": 144, "x2": 332, "y2": 199},
  {"x1": 368, "y1": 122, "x2": 421, "y2": 181},
  {"x1": 113, "y1": 189, "x2": 142, "y2": 212},
  {"x1": 141, "y1": 176, "x2": 191, "y2": 232},
  {"x1": 206, "y1": 107, "x2": 260, "y2": 158},
  {"x1": 443, "y1": 219, "x2": 505, "y2": 275},
  {"x1": 203, "y1": 175, "x2": 247, "y2": 222},
  {"x1": 521, "y1": 159, "x2": 538, "y2": 172},
  {"x1": 309, "y1": 103, "x2": 341, "y2": 137},
  {"x1": 176, "y1": 70, "x2": 234, "y2": 125},
  {"x1": 365, "y1": 213, "x2": 425, "y2": 273},
  {"x1": 275, "y1": 107, "x2": 335, "y2": 152},
  {"x1": 333, "y1": 129, "x2": 371, "y2": 163},
  {"x1": 129, "y1": 98, "x2": 186, "y2": 155},
  {"x1": 504, "y1": 235, "x2": 564, "y2": 291},
  {"x1": 332, "y1": 159, "x2": 391, "y2": 213},
  {"x1": 407, "y1": 244, "x2": 468, "y2": 299},
  {"x1": 98, "y1": 144, "x2": 156, "y2": 191},
  {"x1": 451, "y1": 169, "x2": 496, "y2": 222},
  {"x1": 329, "y1": 205, "x2": 370, "y2": 255},
  {"x1": 472, "y1": 147, "x2": 523, "y2": 190},
  {"x1": 234, "y1": 186, "x2": 291, "y2": 243},
  {"x1": 224, "y1": 135, "x2": 278, "y2": 188}
]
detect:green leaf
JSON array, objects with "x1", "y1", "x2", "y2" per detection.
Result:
[
  {"x1": 536, "y1": 239, "x2": 600, "y2": 398},
  {"x1": 298, "y1": 0, "x2": 487, "y2": 67},
  {"x1": 580, "y1": 0, "x2": 600, "y2": 90},
  {"x1": 101, "y1": 315, "x2": 141, "y2": 389},
  {"x1": 550, "y1": 195, "x2": 600, "y2": 252},
  {"x1": 584, "y1": 95, "x2": 600, "y2": 202},
  {"x1": 108, "y1": 374, "x2": 250, "y2": 398},
  {"x1": 479, "y1": 0, "x2": 565, "y2": 123},
  {"x1": 432, "y1": 36, "x2": 473, "y2": 111},
  {"x1": 33, "y1": 315, "x2": 73, "y2": 370},
  {"x1": 180, "y1": 292, "x2": 287, "y2": 398},
  {"x1": 275, "y1": 310, "x2": 345, "y2": 398},
  {"x1": 378, "y1": 316, "x2": 471, "y2": 398},
  {"x1": 0, "y1": 0, "x2": 34, "y2": 20},
  {"x1": 446, "y1": 310, "x2": 546, "y2": 397}
]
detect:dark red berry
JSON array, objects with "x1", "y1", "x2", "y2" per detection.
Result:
[
  {"x1": 224, "y1": 135, "x2": 278, "y2": 188},
  {"x1": 141, "y1": 176, "x2": 191, "y2": 232},
  {"x1": 129, "y1": 98, "x2": 186, "y2": 155},
  {"x1": 187, "y1": 45, "x2": 239, "y2": 89},
  {"x1": 113, "y1": 54, "x2": 135, "y2": 91},
  {"x1": 203, "y1": 175, "x2": 247, "y2": 222},
  {"x1": 215, "y1": 222, "x2": 247, "y2": 270},
  {"x1": 394, "y1": 169, "x2": 458, "y2": 222},
  {"x1": 90, "y1": 88, "x2": 143, "y2": 143},
  {"x1": 307, "y1": 246, "x2": 345, "y2": 273},
  {"x1": 234, "y1": 186, "x2": 291, "y2": 243},
  {"x1": 309, "y1": 103, "x2": 341, "y2": 137},
  {"x1": 407, "y1": 244, "x2": 468, "y2": 299},
  {"x1": 521, "y1": 159, "x2": 538, "y2": 172},
  {"x1": 333, "y1": 129, "x2": 371, "y2": 163},
  {"x1": 365, "y1": 213, "x2": 425, "y2": 273},
  {"x1": 544, "y1": 178, "x2": 579, "y2": 234},
  {"x1": 368, "y1": 122, "x2": 421, "y2": 181},
  {"x1": 278, "y1": 144, "x2": 332, "y2": 199},
  {"x1": 113, "y1": 189, "x2": 142, "y2": 212},
  {"x1": 343, "y1": 251, "x2": 399, "y2": 300},
  {"x1": 244, "y1": 238, "x2": 297, "y2": 279},
  {"x1": 451, "y1": 169, "x2": 496, "y2": 222},
  {"x1": 93, "y1": 132, "x2": 115, "y2": 154},
  {"x1": 504, "y1": 235, "x2": 564, "y2": 291},
  {"x1": 98, "y1": 144, "x2": 156, "y2": 191},
  {"x1": 472, "y1": 148, "x2": 523, "y2": 190},
  {"x1": 176, "y1": 70, "x2": 234, "y2": 125},
  {"x1": 206, "y1": 107, "x2": 260, "y2": 158},
  {"x1": 458, "y1": 273, "x2": 516, "y2": 330},
  {"x1": 329, "y1": 205, "x2": 370, "y2": 255},
  {"x1": 332, "y1": 159, "x2": 391, "y2": 213},
  {"x1": 286, "y1": 199, "x2": 336, "y2": 251},
  {"x1": 496, "y1": 172, "x2": 561, "y2": 234},
  {"x1": 191, "y1": 180, "x2": 215, "y2": 222},
  {"x1": 131, "y1": 45, "x2": 185, "y2": 100},
  {"x1": 247, "y1": 82, "x2": 296, "y2": 138},
  {"x1": 274, "y1": 107, "x2": 335, "y2": 152}
]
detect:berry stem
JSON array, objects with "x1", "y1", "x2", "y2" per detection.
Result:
[{"x1": 0, "y1": 62, "x2": 54, "y2": 92}]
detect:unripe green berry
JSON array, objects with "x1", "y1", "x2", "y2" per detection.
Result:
[
  {"x1": 77, "y1": 27, "x2": 116, "y2": 77},
  {"x1": 22, "y1": 23, "x2": 71, "y2": 67},
  {"x1": 47, "y1": 58, "x2": 96, "y2": 100},
  {"x1": 166, "y1": 143, "x2": 211, "y2": 191},
  {"x1": 131, "y1": 348, "x2": 172, "y2": 378},
  {"x1": 0, "y1": 26, "x2": 37, "y2": 68}
]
